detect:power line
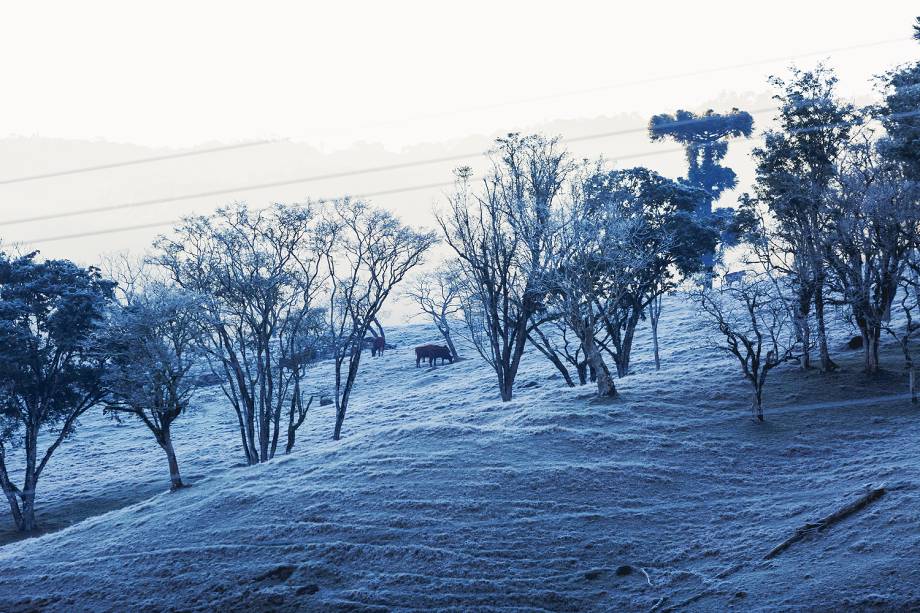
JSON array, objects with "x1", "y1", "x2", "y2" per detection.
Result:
[
  {"x1": 0, "y1": 111, "x2": 775, "y2": 228},
  {"x1": 0, "y1": 37, "x2": 908, "y2": 189},
  {"x1": 8, "y1": 104, "x2": 917, "y2": 231},
  {"x1": 21, "y1": 143, "x2": 697, "y2": 244},
  {"x1": 0, "y1": 139, "x2": 281, "y2": 186},
  {"x1": 16, "y1": 106, "x2": 920, "y2": 245},
  {"x1": 7, "y1": 38, "x2": 915, "y2": 244},
  {"x1": 20, "y1": 180, "x2": 460, "y2": 244},
  {"x1": 360, "y1": 37, "x2": 912, "y2": 129}
]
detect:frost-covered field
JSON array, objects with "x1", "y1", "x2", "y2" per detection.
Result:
[{"x1": 1, "y1": 298, "x2": 919, "y2": 611}]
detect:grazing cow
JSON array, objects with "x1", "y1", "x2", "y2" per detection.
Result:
[
  {"x1": 370, "y1": 336, "x2": 386, "y2": 357},
  {"x1": 415, "y1": 344, "x2": 454, "y2": 368}
]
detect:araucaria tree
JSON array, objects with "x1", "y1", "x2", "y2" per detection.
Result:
[
  {"x1": 649, "y1": 107, "x2": 753, "y2": 278},
  {"x1": 152, "y1": 203, "x2": 326, "y2": 464},
  {"x1": 98, "y1": 286, "x2": 203, "y2": 490},
  {"x1": 693, "y1": 273, "x2": 799, "y2": 421},
  {"x1": 750, "y1": 66, "x2": 854, "y2": 372},
  {"x1": 321, "y1": 198, "x2": 436, "y2": 440},
  {"x1": 0, "y1": 252, "x2": 114, "y2": 532},
  {"x1": 438, "y1": 134, "x2": 573, "y2": 401}
]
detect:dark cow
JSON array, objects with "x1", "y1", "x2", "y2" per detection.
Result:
[
  {"x1": 370, "y1": 336, "x2": 386, "y2": 357},
  {"x1": 415, "y1": 344, "x2": 454, "y2": 368}
]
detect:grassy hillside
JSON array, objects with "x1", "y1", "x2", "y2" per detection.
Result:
[{"x1": 0, "y1": 298, "x2": 917, "y2": 611}]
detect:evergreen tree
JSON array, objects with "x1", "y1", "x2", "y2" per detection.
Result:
[{"x1": 649, "y1": 108, "x2": 753, "y2": 278}]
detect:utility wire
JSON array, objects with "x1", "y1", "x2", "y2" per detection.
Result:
[
  {"x1": 0, "y1": 37, "x2": 908, "y2": 188},
  {"x1": 20, "y1": 143, "x2": 695, "y2": 244},
  {"x1": 361, "y1": 36, "x2": 912, "y2": 128},
  {"x1": 7, "y1": 105, "x2": 918, "y2": 231},
  {"x1": 7, "y1": 39, "x2": 916, "y2": 244},
  {"x1": 0, "y1": 111, "x2": 775, "y2": 228},
  {"x1": 16, "y1": 106, "x2": 920, "y2": 245},
  {"x1": 21, "y1": 180, "x2": 460, "y2": 244},
  {"x1": 0, "y1": 139, "x2": 280, "y2": 186}
]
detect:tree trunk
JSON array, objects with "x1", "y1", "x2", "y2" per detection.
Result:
[
  {"x1": 861, "y1": 324, "x2": 881, "y2": 374},
  {"x1": 0, "y1": 482, "x2": 22, "y2": 532},
  {"x1": 333, "y1": 406, "x2": 346, "y2": 440},
  {"x1": 438, "y1": 322, "x2": 459, "y2": 359},
  {"x1": 583, "y1": 336, "x2": 617, "y2": 397},
  {"x1": 160, "y1": 433, "x2": 184, "y2": 491},
  {"x1": 752, "y1": 387, "x2": 765, "y2": 422},
  {"x1": 19, "y1": 490, "x2": 37, "y2": 533},
  {"x1": 576, "y1": 361, "x2": 588, "y2": 386},
  {"x1": 499, "y1": 378, "x2": 514, "y2": 402},
  {"x1": 527, "y1": 332, "x2": 575, "y2": 387},
  {"x1": 814, "y1": 286, "x2": 836, "y2": 372},
  {"x1": 650, "y1": 294, "x2": 663, "y2": 371},
  {"x1": 794, "y1": 298, "x2": 811, "y2": 370}
]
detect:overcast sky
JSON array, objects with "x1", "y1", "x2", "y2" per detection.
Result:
[{"x1": 1, "y1": 1, "x2": 917, "y2": 150}]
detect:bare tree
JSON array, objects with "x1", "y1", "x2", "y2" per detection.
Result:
[
  {"x1": 545, "y1": 189, "x2": 650, "y2": 397},
  {"x1": 321, "y1": 198, "x2": 436, "y2": 440},
  {"x1": 824, "y1": 139, "x2": 920, "y2": 373},
  {"x1": 526, "y1": 312, "x2": 583, "y2": 387},
  {"x1": 750, "y1": 66, "x2": 855, "y2": 372},
  {"x1": 693, "y1": 273, "x2": 800, "y2": 421},
  {"x1": 582, "y1": 167, "x2": 716, "y2": 378},
  {"x1": 152, "y1": 203, "x2": 326, "y2": 464},
  {"x1": 98, "y1": 286, "x2": 202, "y2": 490},
  {"x1": 405, "y1": 265, "x2": 462, "y2": 359},
  {"x1": 883, "y1": 267, "x2": 920, "y2": 371},
  {"x1": 438, "y1": 134, "x2": 573, "y2": 401}
]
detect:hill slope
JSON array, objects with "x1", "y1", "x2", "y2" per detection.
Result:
[{"x1": 1, "y1": 301, "x2": 919, "y2": 611}]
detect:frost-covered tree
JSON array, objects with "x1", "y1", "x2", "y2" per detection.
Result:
[
  {"x1": 582, "y1": 167, "x2": 717, "y2": 376},
  {"x1": 406, "y1": 265, "x2": 462, "y2": 359},
  {"x1": 152, "y1": 203, "x2": 326, "y2": 463},
  {"x1": 526, "y1": 314, "x2": 588, "y2": 387},
  {"x1": 693, "y1": 273, "x2": 800, "y2": 421},
  {"x1": 98, "y1": 286, "x2": 202, "y2": 490},
  {"x1": 546, "y1": 189, "x2": 650, "y2": 397},
  {"x1": 825, "y1": 138, "x2": 920, "y2": 373},
  {"x1": 884, "y1": 263, "x2": 920, "y2": 371},
  {"x1": 0, "y1": 252, "x2": 114, "y2": 532},
  {"x1": 321, "y1": 198, "x2": 436, "y2": 440},
  {"x1": 750, "y1": 66, "x2": 854, "y2": 372},
  {"x1": 439, "y1": 134, "x2": 573, "y2": 401}
]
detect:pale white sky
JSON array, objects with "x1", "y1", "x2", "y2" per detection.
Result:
[{"x1": 0, "y1": 1, "x2": 917, "y2": 150}]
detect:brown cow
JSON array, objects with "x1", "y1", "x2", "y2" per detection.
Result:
[
  {"x1": 370, "y1": 336, "x2": 386, "y2": 357},
  {"x1": 415, "y1": 344, "x2": 453, "y2": 367}
]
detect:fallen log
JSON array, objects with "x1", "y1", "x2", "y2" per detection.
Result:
[{"x1": 764, "y1": 485, "x2": 887, "y2": 560}]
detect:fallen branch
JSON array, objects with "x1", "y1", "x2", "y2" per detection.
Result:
[{"x1": 764, "y1": 485, "x2": 887, "y2": 560}]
